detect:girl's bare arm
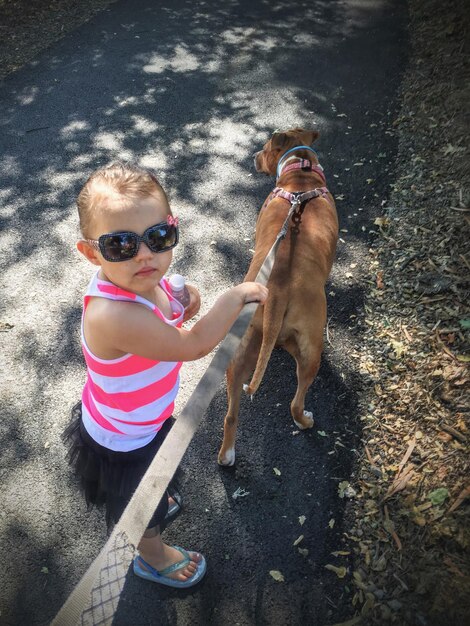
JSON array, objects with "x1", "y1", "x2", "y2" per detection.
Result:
[{"x1": 89, "y1": 282, "x2": 268, "y2": 362}]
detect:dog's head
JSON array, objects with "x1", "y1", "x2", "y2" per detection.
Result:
[{"x1": 254, "y1": 127, "x2": 320, "y2": 175}]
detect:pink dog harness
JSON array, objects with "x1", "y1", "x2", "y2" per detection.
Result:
[
  {"x1": 264, "y1": 153, "x2": 332, "y2": 212},
  {"x1": 271, "y1": 185, "x2": 330, "y2": 206}
]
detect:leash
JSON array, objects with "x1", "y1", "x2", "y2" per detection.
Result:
[{"x1": 51, "y1": 205, "x2": 295, "y2": 626}]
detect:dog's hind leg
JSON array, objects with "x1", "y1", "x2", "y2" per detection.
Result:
[
  {"x1": 218, "y1": 325, "x2": 262, "y2": 466},
  {"x1": 286, "y1": 331, "x2": 323, "y2": 430}
]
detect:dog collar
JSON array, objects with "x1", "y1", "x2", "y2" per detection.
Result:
[
  {"x1": 276, "y1": 145, "x2": 319, "y2": 178},
  {"x1": 278, "y1": 158, "x2": 326, "y2": 184}
]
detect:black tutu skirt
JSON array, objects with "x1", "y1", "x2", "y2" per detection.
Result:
[{"x1": 62, "y1": 402, "x2": 179, "y2": 530}]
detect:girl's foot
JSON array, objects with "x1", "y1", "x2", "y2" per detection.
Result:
[{"x1": 140, "y1": 544, "x2": 202, "y2": 581}]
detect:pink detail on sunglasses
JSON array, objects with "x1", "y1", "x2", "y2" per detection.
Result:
[{"x1": 166, "y1": 215, "x2": 179, "y2": 226}]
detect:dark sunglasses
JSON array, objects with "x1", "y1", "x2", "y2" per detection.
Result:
[{"x1": 87, "y1": 218, "x2": 179, "y2": 262}]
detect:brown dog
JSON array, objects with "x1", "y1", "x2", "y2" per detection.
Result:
[{"x1": 218, "y1": 128, "x2": 338, "y2": 466}]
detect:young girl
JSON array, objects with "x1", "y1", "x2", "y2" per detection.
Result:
[{"x1": 63, "y1": 162, "x2": 268, "y2": 589}]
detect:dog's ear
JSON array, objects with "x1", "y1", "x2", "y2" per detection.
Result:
[
  {"x1": 271, "y1": 131, "x2": 289, "y2": 149},
  {"x1": 300, "y1": 129, "x2": 320, "y2": 145}
]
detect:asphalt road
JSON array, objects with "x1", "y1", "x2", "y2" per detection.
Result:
[{"x1": 0, "y1": 0, "x2": 407, "y2": 624}]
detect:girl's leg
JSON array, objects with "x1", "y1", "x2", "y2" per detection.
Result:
[{"x1": 138, "y1": 526, "x2": 203, "y2": 581}]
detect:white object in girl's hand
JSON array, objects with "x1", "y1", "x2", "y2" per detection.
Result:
[{"x1": 169, "y1": 274, "x2": 191, "y2": 308}]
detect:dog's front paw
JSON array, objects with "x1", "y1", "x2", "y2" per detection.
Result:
[
  {"x1": 293, "y1": 410, "x2": 314, "y2": 430},
  {"x1": 218, "y1": 446, "x2": 236, "y2": 467}
]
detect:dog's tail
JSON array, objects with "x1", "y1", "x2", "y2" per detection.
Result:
[{"x1": 243, "y1": 288, "x2": 288, "y2": 397}]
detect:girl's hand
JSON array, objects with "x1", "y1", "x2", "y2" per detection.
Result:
[
  {"x1": 183, "y1": 284, "x2": 201, "y2": 322},
  {"x1": 239, "y1": 282, "x2": 269, "y2": 305}
]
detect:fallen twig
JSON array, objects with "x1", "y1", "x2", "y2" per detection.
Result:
[
  {"x1": 383, "y1": 463, "x2": 415, "y2": 502},
  {"x1": 397, "y1": 436, "x2": 416, "y2": 477},
  {"x1": 435, "y1": 331, "x2": 461, "y2": 362},
  {"x1": 326, "y1": 317, "x2": 332, "y2": 346},
  {"x1": 440, "y1": 423, "x2": 467, "y2": 443},
  {"x1": 384, "y1": 505, "x2": 402, "y2": 551},
  {"x1": 365, "y1": 445, "x2": 376, "y2": 466},
  {"x1": 448, "y1": 484, "x2": 470, "y2": 513}
]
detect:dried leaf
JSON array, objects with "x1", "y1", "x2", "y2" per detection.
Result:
[
  {"x1": 443, "y1": 556, "x2": 465, "y2": 577},
  {"x1": 371, "y1": 554, "x2": 387, "y2": 571},
  {"x1": 232, "y1": 487, "x2": 250, "y2": 499},
  {"x1": 361, "y1": 593, "x2": 375, "y2": 615},
  {"x1": 269, "y1": 570, "x2": 285, "y2": 582},
  {"x1": 376, "y1": 270, "x2": 385, "y2": 289},
  {"x1": 390, "y1": 339, "x2": 406, "y2": 358},
  {"x1": 338, "y1": 482, "x2": 356, "y2": 499},
  {"x1": 293, "y1": 535, "x2": 304, "y2": 546},
  {"x1": 442, "y1": 143, "x2": 465, "y2": 155},
  {"x1": 374, "y1": 216, "x2": 390, "y2": 228},
  {"x1": 298, "y1": 515, "x2": 306, "y2": 526},
  {"x1": 273, "y1": 467, "x2": 281, "y2": 476},
  {"x1": 412, "y1": 511, "x2": 427, "y2": 526},
  {"x1": 325, "y1": 564, "x2": 347, "y2": 578}
]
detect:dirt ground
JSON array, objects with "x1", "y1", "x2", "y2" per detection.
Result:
[
  {"x1": 347, "y1": 1, "x2": 470, "y2": 624},
  {"x1": 0, "y1": 0, "x2": 468, "y2": 624}
]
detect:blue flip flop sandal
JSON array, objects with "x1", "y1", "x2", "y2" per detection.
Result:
[{"x1": 133, "y1": 547, "x2": 207, "y2": 588}]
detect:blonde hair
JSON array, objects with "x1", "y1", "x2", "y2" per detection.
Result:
[{"x1": 77, "y1": 162, "x2": 170, "y2": 237}]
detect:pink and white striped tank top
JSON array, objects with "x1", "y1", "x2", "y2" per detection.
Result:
[{"x1": 80, "y1": 272, "x2": 184, "y2": 452}]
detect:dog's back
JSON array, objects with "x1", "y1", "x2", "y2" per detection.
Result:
[
  {"x1": 218, "y1": 128, "x2": 337, "y2": 466},
  {"x1": 244, "y1": 174, "x2": 337, "y2": 396}
]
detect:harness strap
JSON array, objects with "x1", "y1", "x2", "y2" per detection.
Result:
[{"x1": 272, "y1": 186, "x2": 330, "y2": 205}]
